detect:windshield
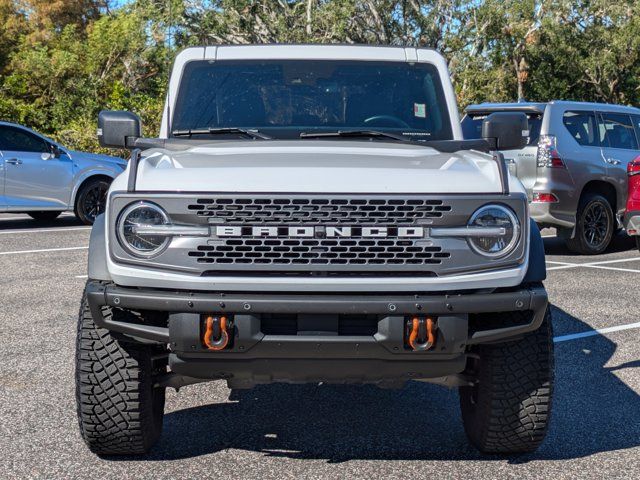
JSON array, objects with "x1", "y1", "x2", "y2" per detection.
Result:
[
  {"x1": 461, "y1": 112, "x2": 543, "y2": 146},
  {"x1": 171, "y1": 60, "x2": 453, "y2": 141}
]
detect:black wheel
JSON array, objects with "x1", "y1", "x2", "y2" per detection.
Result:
[
  {"x1": 459, "y1": 307, "x2": 554, "y2": 454},
  {"x1": 75, "y1": 178, "x2": 111, "y2": 225},
  {"x1": 76, "y1": 284, "x2": 166, "y2": 455},
  {"x1": 636, "y1": 236, "x2": 640, "y2": 253},
  {"x1": 28, "y1": 211, "x2": 62, "y2": 222},
  {"x1": 565, "y1": 192, "x2": 614, "y2": 255}
]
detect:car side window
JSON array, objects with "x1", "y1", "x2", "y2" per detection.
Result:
[
  {"x1": 631, "y1": 115, "x2": 640, "y2": 144},
  {"x1": 600, "y1": 112, "x2": 638, "y2": 150},
  {"x1": 0, "y1": 126, "x2": 49, "y2": 153},
  {"x1": 562, "y1": 111, "x2": 600, "y2": 147}
]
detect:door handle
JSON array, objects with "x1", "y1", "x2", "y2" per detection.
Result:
[
  {"x1": 5, "y1": 158, "x2": 22, "y2": 165},
  {"x1": 606, "y1": 158, "x2": 621, "y2": 165}
]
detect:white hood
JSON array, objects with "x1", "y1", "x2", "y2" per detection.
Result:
[{"x1": 131, "y1": 140, "x2": 513, "y2": 194}]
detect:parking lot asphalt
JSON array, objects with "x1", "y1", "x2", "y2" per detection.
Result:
[{"x1": 0, "y1": 212, "x2": 639, "y2": 479}]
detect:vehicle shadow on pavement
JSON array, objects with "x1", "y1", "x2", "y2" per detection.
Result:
[
  {"x1": 0, "y1": 216, "x2": 83, "y2": 230},
  {"x1": 125, "y1": 305, "x2": 639, "y2": 463},
  {"x1": 544, "y1": 232, "x2": 637, "y2": 256}
]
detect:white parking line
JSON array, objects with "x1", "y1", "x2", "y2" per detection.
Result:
[
  {"x1": 0, "y1": 226, "x2": 91, "y2": 235},
  {"x1": 547, "y1": 257, "x2": 640, "y2": 272},
  {"x1": 75, "y1": 274, "x2": 88, "y2": 279},
  {"x1": 554, "y1": 321, "x2": 640, "y2": 343},
  {"x1": 0, "y1": 246, "x2": 88, "y2": 256}
]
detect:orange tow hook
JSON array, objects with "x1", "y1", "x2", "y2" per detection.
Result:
[
  {"x1": 203, "y1": 316, "x2": 230, "y2": 351},
  {"x1": 407, "y1": 317, "x2": 435, "y2": 351}
]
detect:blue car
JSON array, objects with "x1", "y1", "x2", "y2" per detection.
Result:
[{"x1": 0, "y1": 121, "x2": 127, "y2": 224}]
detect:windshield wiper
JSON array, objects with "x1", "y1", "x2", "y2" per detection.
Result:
[
  {"x1": 299, "y1": 130, "x2": 411, "y2": 142},
  {"x1": 172, "y1": 127, "x2": 272, "y2": 140}
]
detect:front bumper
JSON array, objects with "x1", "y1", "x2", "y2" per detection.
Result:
[{"x1": 86, "y1": 282, "x2": 548, "y2": 386}]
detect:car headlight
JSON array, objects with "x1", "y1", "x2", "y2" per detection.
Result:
[
  {"x1": 467, "y1": 204, "x2": 520, "y2": 258},
  {"x1": 117, "y1": 202, "x2": 170, "y2": 258}
]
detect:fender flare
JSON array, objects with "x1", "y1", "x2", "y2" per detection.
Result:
[
  {"x1": 523, "y1": 219, "x2": 547, "y2": 283},
  {"x1": 87, "y1": 214, "x2": 111, "y2": 281}
]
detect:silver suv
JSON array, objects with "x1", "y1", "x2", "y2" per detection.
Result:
[
  {"x1": 0, "y1": 121, "x2": 126, "y2": 224},
  {"x1": 462, "y1": 101, "x2": 640, "y2": 254}
]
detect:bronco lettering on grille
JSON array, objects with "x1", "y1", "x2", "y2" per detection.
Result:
[{"x1": 215, "y1": 226, "x2": 426, "y2": 239}]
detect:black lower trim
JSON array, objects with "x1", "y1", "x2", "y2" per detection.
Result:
[
  {"x1": 86, "y1": 281, "x2": 548, "y2": 346},
  {"x1": 169, "y1": 355, "x2": 467, "y2": 388},
  {"x1": 86, "y1": 281, "x2": 548, "y2": 385}
]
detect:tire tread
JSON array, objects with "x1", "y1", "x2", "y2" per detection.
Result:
[
  {"x1": 75, "y1": 285, "x2": 164, "y2": 455},
  {"x1": 460, "y1": 308, "x2": 554, "y2": 454}
]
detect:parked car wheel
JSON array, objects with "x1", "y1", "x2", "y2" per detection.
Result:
[
  {"x1": 76, "y1": 284, "x2": 166, "y2": 455},
  {"x1": 636, "y1": 236, "x2": 640, "y2": 253},
  {"x1": 459, "y1": 307, "x2": 554, "y2": 454},
  {"x1": 28, "y1": 211, "x2": 62, "y2": 222},
  {"x1": 75, "y1": 178, "x2": 111, "y2": 225},
  {"x1": 565, "y1": 192, "x2": 614, "y2": 255}
]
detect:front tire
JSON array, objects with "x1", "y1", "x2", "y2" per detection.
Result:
[
  {"x1": 28, "y1": 211, "x2": 62, "y2": 222},
  {"x1": 75, "y1": 178, "x2": 111, "y2": 225},
  {"x1": 459, "y1": 307, "x2": 554, "y2": 454},
  {"x1": 565, "y1": 192, "x2": 614, "y2": 255},
  {"x1": 75, "y1": 285, "x2": 166, "y2": 455}
]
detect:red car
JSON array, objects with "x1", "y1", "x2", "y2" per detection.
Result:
[{"x1": 626, "y1": 156, "x2": 640, "y2": 252}]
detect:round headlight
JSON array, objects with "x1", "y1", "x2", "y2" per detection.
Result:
[
  {"x1": 117, "y1": 202, "x2": 170, "y2": 258},
  {"x1": 467, "y1": 205, "x2": 520, "y2": 258}
]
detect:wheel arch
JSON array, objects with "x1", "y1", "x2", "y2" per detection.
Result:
[
  {"x1": 580, "y1": 180, "x2": 617, "y2": 213},
  {"x1": 87, "y1": 214, "x2": 111, "y2": 281},
  {"x1": 523, "y1": 219, "x2": 546, "y2": 283},
  {"x1": 71, "y1": 172, "x2": 115, "y2": 210}
]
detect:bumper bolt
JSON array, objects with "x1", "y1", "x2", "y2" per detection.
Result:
[
  {"x1": 388, "y1": 303, "x2": 397, "y2": 312},
  {"x1": 188, "y1": 301, "x2": 194, "y2": 308},
  {"x1": 515, "y1": 300, "x2": 524, "y2": 308},
  {"x1": 113, "y1": 297, "x2": 120, "y2": 305},
  {"x1": 243, "y1": 303, "x2": 251, "y2": 311}
]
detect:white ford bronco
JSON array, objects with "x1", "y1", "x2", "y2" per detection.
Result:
[{"x1": 76, "y1": 45, "x2": 553, "y2": 456}]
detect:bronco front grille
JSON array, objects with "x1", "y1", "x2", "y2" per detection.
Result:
[
  {"x1": 188, "y1": 238, "x2": 451, "y2": 267},
  {"x1": 109, "y1": 193, "x2": 529, "y2": 276},
  {"x1": 187, "y1": 197, "x2": 452, "y2": 224}
]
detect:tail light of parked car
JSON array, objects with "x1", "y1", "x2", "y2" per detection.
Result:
[
  {"x1": 532, "y1": 192, "x2": 559, "y2": 203},
  {"x1": 629, "y1": 156, "x2": 640, "y2": 177},
  {"x1": 536, "y1": 134, "x2": 566, "y2": 168},
  {"x1": 627, "y1": 156, "x2": 640, "y2": 220}
]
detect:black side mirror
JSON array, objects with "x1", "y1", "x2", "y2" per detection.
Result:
[
  {"x1": 482, "y1": 112, "x2": 529, "y2": 151},
  {"x1": 98, "y1": 110, "x2": 142, "y2": 149}
]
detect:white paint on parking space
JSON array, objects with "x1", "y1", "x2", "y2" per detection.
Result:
[
  {"x1": 554, "y1": 321, "x2": 640, "y2": 343},
  {"x1": 75, "y1": 274, "x2": 88, "y2": 279},
  {"x1": 547, "y1": 257, "x2": 640, "y2": 272},
  {"x1": 0, "y1": 246, "x2": 88, "y2": 256},
  {"x1": 0, "y1": 226, "x2": 91, "y2": 235}
]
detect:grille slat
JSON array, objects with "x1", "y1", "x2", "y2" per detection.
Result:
[
  {"x1": 192, "y1": 238, "x2": 450, "y2": 266},
  {"x1": 187, "y1": 197, "x2": 451, "y2": 224}
]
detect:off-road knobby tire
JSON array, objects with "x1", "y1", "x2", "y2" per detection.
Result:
[
  {"x1": 565, "y1": 192, "x2": 614, "y2": 255},
  {"x1": 28, "y1": 211, "x2": 62, "y2": 222},
  {"x1": 75, "y1": 285, "x2": 166, "y2": 455},
  {"x1": 459, "y1": 307, "x2": 554, "y2": 454}
]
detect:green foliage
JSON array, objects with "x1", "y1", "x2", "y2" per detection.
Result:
[{"x1": 1, "y1": 0, "x2": 640, "y2": 152}]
